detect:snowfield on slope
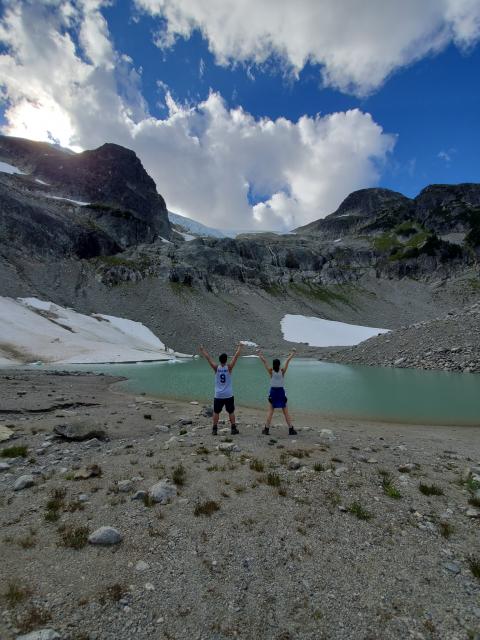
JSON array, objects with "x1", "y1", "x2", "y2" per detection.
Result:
[
  {"x1": 0, "y1": 297, "x2": 187, "y2": 365},
  {"x1": 281, "y1": 314, "x2": 389, "y2": 347}
]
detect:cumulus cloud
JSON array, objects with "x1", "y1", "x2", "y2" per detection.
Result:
[
  {"x1": 134, "y1": 0, "x2": 480, "y2": 95},
  {"x1": 0, "y1": 0, "x2": 395, "y2": 231}
]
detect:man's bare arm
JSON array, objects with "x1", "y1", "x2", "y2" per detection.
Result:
[
  {"x1": 282, "y1": 348, "x2": 296, "y2": 374},
  {"x1": 228, "y1": 343, "x2": 243, "y2": 371},
  {"x1": 199, "y1": 345, "x2": 217, "y2": 372}
]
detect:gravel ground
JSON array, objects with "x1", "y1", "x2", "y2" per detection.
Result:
[{"x1": 1, "y1": 371, "x2": 480, "y2": 640}]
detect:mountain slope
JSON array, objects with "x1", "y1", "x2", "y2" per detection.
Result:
[{"x1": 0, "y1": 135, "x2": 171, "y2": 259}]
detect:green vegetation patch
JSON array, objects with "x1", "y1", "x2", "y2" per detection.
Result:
[
  {"x1": 289, "y1": 282, "x2": 352, "y2": 306},
  {"x1": 419, "y1": 483, "x2": 444, "y2": 496},
  {"x1": 347, "y1": 501, "x2": 373, "y2": 521},
  {"x1": 1, "y1": 445, "x2": 28, "y2": 458}
]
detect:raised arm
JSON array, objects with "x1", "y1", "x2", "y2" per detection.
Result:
[
  {"x1": 199, "y1": 345, "x2": 217, "y2": 372},
  {"x1": 256, "y1": 350, "x2": 272, "y2": 375},
  {"x1": 228, "y1": 343, "x2": 243, "y2": 371},
  {"x1": 282, "y1": 348, "x2": 296, "y2": 374}
]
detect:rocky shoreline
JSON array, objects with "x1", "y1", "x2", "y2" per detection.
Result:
[
  {"x1": 324, "y1": 301, "x2": 480, "y2": 374},
  {"x1": 1, "y1": 370, "x2": 480, "y2": 640}
]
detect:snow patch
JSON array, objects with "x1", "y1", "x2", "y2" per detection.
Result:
[
  {"x1": 240, "y1": 340, "x2": 258, "y2": 347},
  {"x1": 178, "y1": 231, "x2": 196, "y2": 242},
  {"x1": 0, "y1": 161, "x2": 25, "y2": 175},
  {"x1": 0, "y1": 297, "x2": 188, "y2": 365},
  {"x1": 48, "y1": 195, "x2": 91, "y2": 206},
  {"x1": 168, "y1": 211, "x2": 232, "y2": 238},
  {"x1": 35, "y1": 178, "x2": 50, "y2": 185},
  {"x1": 281, "y1": 314, "x2": 389, "y2": 347}
]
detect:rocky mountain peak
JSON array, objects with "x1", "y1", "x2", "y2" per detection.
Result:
[{"x1": 331, "y1": 187, "x2": 411, "y2": 219}]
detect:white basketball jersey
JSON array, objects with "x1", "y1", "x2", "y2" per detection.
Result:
[{"x1": 215, "y1": 365, "x2": 233, "y2": 399}]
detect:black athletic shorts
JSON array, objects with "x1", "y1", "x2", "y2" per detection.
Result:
[{"x1": 213, "y1": 396, "x2": 235, "y2": 415}]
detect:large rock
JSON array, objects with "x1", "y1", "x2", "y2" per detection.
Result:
[
  {"x1": 0, "y1": 425, "x2": 13, "y2": 441},
  {"x1": 14, "y1": 474, "x2": 35, "y2": 491},
  {"x1": 88, "y1": 526, "x2": 123, "y2": 545},
  {"x1": 148, "y1": 480, "x2": 177, "y2": 504},
  {"x1": 54, "y1": 423, "x2": 107, "y2": 442},
  {"x1": 16, "y1": 630, "x2": 61, "y2": 640}
]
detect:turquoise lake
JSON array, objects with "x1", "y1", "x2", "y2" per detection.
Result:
[{"x1": 60, "y1": 357, "x2": 480, "y2": 427}]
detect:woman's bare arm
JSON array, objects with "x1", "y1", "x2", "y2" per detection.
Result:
[
  {"x1": 256, "y1": 350, "x2": 272, "y2": 375},
  {"x1": 282, "y1": 348, "x2": 296, "y2": 374}
]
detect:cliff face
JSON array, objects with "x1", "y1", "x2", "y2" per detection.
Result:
[{"x1": 0, "y1": 136, "x2": 171, "y2": 259}]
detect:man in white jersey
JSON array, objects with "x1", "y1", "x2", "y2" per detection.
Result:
[{"x1": 199, "y1": 344, "x2": 243, "y2": 436}]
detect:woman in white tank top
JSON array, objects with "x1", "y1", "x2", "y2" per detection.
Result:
[{"x1": 257, "y1": 348, "x2": 297, "y2": 436}]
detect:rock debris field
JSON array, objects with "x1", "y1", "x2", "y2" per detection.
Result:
[{"x1": 0, "y1": 371, "x2": 479, "y2": 640}]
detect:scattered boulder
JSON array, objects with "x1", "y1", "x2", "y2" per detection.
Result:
[
  {"x1": 54, "y1": 423, "x2": 107, "y2": 442},
  {"x1": 202, "y1": 406, "x2": 214, "y2": 418},
  {"x1": 217, "y1": 442, "x2": 241, "y2": 453},
  {"x1": 398, "y1": 463, "x2": 416, "y2": 473},
  {"x1": 319, "y1": 429, "x2": 336, "y2": 443},
  {"x1": 132, "y1": 490, "x2": 147, "y2": 501},
  {"x1": 0, "y1": 462, "x2": 11, "y2": 471},
  {"x1": 149, "y1": 480, "x2": 177, "y2": 504},
  {"x1": 16, "y1": 630, "x2": 61, "y2": 640},
  {"x1": 334, "y1": 466, "x2": 348, "y2": 477},
  {"x1": 135, "y1": 560, "x2": 150, "y2": 572},
  {"x1": 0, "y1": 425, "x2": 14, "y2": 442},
  {"x1": 118, "y1": 479, "x2": 133, "y2": 493},
  {"x1": 288, "y1": 457, "x2": 302, "y2": 470},
  {"x1": 466, "y1": 508, "x2": 480, "y2": 519},
  {"x1": 14, "y1": 474, "x2": 35, "y2": 491},
  {"x1": 156, "y1": 425, "x2": 170, "y2": 433},
  {"x1": 88, "y1": 526, "x2": 123, "y2": 545},
  {"x1": 73, "y1": 464, "x2": 102, "y2": 480},
  {"x1": 180, "y1": 418, "x2": 192, "y2": 426}
]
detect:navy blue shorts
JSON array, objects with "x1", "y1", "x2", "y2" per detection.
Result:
[{"x1": 268, "y1": 387, "x2": 287, "y2": 409}]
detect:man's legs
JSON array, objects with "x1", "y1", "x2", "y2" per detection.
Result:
[{"x1": 212, "y1": 411, "x2": 220, "y2": 435}]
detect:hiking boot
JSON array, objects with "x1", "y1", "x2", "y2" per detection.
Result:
[
  {"x1": 288, "y1": 426, "x2": 297, "y2": 436},
  {"x1": 231, "y1": 425, "x2": 239, "y2": 435},
  {"x1": 212, "y1": 426, "x2": 218, "y2": 436},
  {"x1": 262, "y1": 426, "x2": 270, "y2": 435}
]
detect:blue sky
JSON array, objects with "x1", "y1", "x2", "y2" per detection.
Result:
[{"x1": 0, "y1": 1, "x2": 479, "y2": 230}]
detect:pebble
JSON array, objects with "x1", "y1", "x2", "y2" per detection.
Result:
[
  {"x1": 319, "y1": 429, "x2": 335, "y2": 442},
  {"x1": 16, "y1": 631, "x2": 61, "y2": 640},
  {"x1": 118, "y1": 479, "x2": 133, "y2": 493},
  {"x1": 0, "y1": 462, "x2": 11, "y2": 471},
  {"x1": 145, "y1": 582, "x2": 155, "y2": 591},
  {"x1": 88, "y1": 526, "x2": 123, "y2": 545},
  {"x1": 149, "y1": 480, "x2": 177, "y2": 504},
  {"x1": 444, "y1": 562, "x2": 461, "y2": 574},
  {"x1": 334, "y1": 466, "x2": 348, "y2": 477},
  {"x1": 466, "y1": 508, "x2": 480, "y2": 518},
  {"x1": 135, "y1": 560, "x2": 150, "y2": 572},
  {"x1": 78, "y1": 494, "x2": 88, "y2": 502},
  {"x1": 132, "y1": 490, "x2": 147, "y2": 501},
  {"x1": 13, "y1": 474, "x2": 35, "y2": 491},
  {"x1": 156, "y1": 425, "x2": 170, "y2": 433},
  {"x1": 398, "y1": 463, "x2": 416, "y2": 473},
  {"x1": 218, "y1": 442, "x2": 241, "y2": 453},
  {"x1": 288, "y1": 457, "x2": 302, "y2": 470}
]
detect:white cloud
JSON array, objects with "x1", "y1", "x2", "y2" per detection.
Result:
[
  {"x1": 134, "y1": 0, "x2": 480, "y2": 95},
  {"x1": 0, "y1": 0, "x2": 395, "y2": 232},
  {"x1": 438, "y1": 148, "x2": 456, "y2": 165}
]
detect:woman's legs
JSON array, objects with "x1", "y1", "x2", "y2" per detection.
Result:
[
  {"x1": 281, "y1": 406, "x2": 292, "y2": 427},
  {"x1": 265, "y1": 405, "x2": 274, "y2": 427}
]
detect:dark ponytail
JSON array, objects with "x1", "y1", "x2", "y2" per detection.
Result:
[{"x1": 272, "y1": 358, "x2": 281, "y2": 372}]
